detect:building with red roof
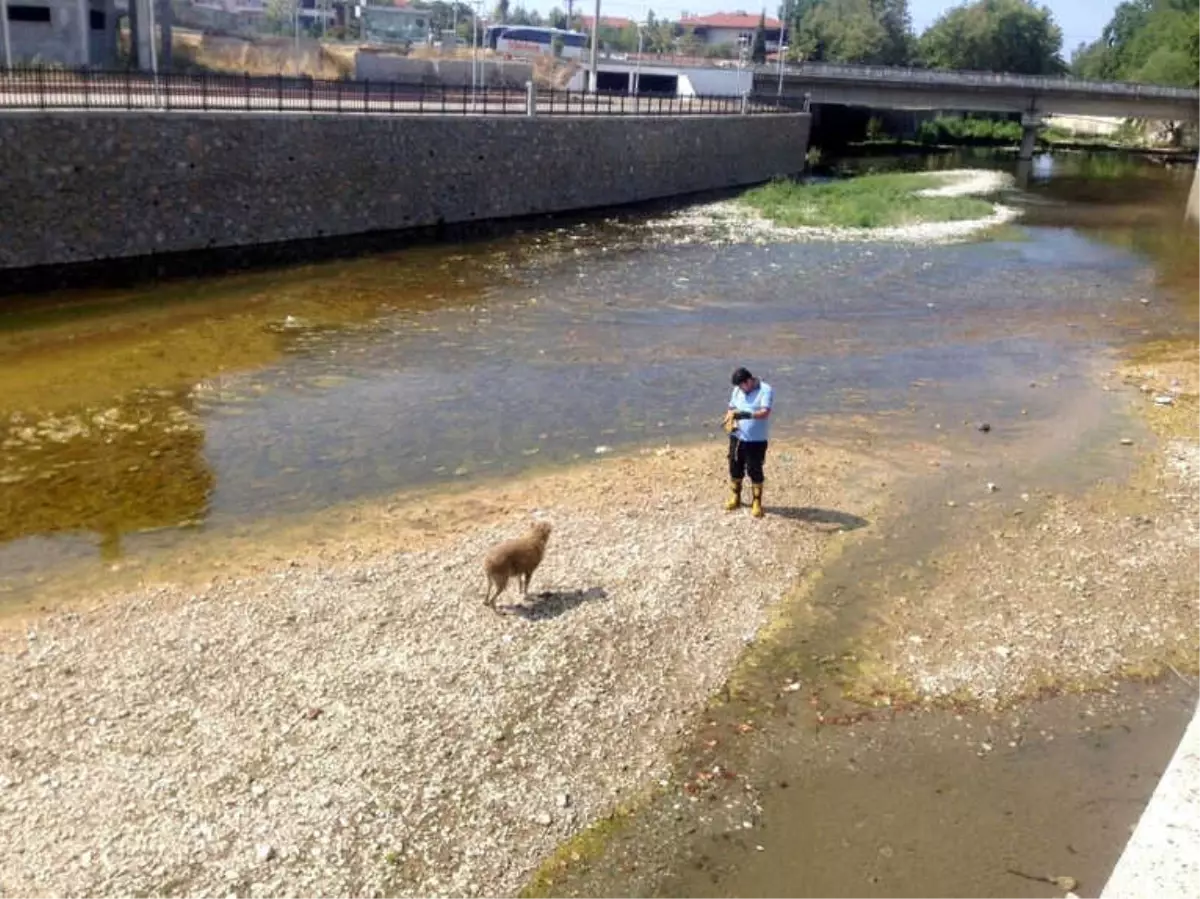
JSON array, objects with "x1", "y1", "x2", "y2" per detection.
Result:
[
  {"x1": 577, "y1": 14, "x2": 636, "y2": 30},
  {"x1": 678, "y1": 11, "x2": 786, "y2": 53}
]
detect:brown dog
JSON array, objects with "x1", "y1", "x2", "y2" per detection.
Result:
[{"x1": 483, "y1": 521, "x2": 552, "y2": 609}]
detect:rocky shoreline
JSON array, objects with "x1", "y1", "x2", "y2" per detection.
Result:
[
  {"x1": 0, "y1": 438, "x2": 890, "y2": 898},
  {"x1": 2, "y1": 380, "x2": 1195, "y2": 897}
]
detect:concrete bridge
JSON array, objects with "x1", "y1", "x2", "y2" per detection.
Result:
[
  {"x1": 758, "y1": 61, "x2": 1199, "y2": 120},
  {"x1": 753, "y1": 60, "x2": 1200, "y2": 224},
  {"x1": 755, "y1": 61, "x2": 1200, "y2": 159}
]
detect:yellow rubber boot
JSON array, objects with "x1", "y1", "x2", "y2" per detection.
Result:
[
  {"x1": 751, "y1": 483, "x2": 764, "y2": 518},
  {"x1": 725, "y1": 479, "x2": 743, "y2": 511}
]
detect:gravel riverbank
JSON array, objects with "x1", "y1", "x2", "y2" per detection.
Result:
[
  {"x1": 841, "y1": 355, "x2": 1200, "y2": 708},
  {"x1": 0, "y1": 438, "x2": 889, "y2": 898}
]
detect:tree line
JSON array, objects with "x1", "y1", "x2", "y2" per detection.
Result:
[
  {"x1": 390, "y1": 0, "x2": 1198, "y2": 86},
  {"x1": 783, "y1": 0, "x2": 1197, "y2": 84},
  {"x1": 1070, "y1": 0, "x2": 1199, "y2": 87},
  {"x1": 749, "y1": 0, "x2": 1190, "y2": 85}
]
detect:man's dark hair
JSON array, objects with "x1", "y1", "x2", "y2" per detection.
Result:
[{"x1": 731, "y1": 367, "x2": 754, "y2": 386}]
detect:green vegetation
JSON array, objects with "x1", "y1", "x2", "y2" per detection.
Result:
[
  {"x1": 916, "y1": 0, "x2": 1065, "y2": 74},
  {"x1": 916, "y1": 115, "x2": 1024, "y2": 145},
  {"x1": 1071, "y1": 0, "x2": 1200, "y2": 87},
  {"x1": 909, "y1": 114, "x2": 1082, "y2": 146},
  {"x1": 786, "y1": 0, "x2": 1063, "y2": 74},
  {"x1": 790, "y1": 0, "x2": 913, "y2": 66},
  {"x1": 518, "y1": 799, "x2": 644, "y2": 898},
  {"x1": 738, "y1": 173, "x2": 995, "y2": 229},
  {"x1": 751, "y1": 12, "x2": 769, "y2": 64},
  {"x1": 783, "y1": 0, "x2": 1195, "y2": 86}
]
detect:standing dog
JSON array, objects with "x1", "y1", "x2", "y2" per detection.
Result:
[{"x1": 482, "y1": 521, "x2": 552, "y2": 609}]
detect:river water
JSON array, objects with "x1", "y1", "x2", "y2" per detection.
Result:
[{"x1": 0, "y1": 149, "x2": 1196, "y2": 607}]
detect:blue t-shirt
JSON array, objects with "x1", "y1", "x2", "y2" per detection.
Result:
[{"x1": 729, "y1": 380, "x2": 773, "y2": 442}]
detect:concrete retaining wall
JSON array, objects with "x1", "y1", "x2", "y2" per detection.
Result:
[{"x1": 0, "y1": 112, "x2": 810, "y2": 271}]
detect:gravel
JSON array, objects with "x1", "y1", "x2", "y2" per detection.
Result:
[
  {"x1": 854, "y1": 352, "x2": 1200, "y2": 710},
  {"x1": 0, "y1": 440, "x2": 874, "y2": 898},
  {"x1": 851, "y1": 437, "x2": 1200, "y2": 708}
]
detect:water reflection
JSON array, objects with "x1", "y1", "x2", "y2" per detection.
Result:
[
  {"x1": 831, "y1": 148, "x2": 1198, "y2": 317},
  {"x1": 0, "y1": 150, "x2": 1194, "y2": 585},
  {"x1": 0, "y1": 390, "x2": 213, "y2": 559}
]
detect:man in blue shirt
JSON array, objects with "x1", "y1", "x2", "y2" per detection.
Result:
[{"x1": 724, "y1": 366, "x2": 774, "y2": 518}]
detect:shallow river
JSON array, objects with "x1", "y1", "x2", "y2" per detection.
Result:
[{"x1": 0, "y1": 150, "x2": 1195, "y2": 606}]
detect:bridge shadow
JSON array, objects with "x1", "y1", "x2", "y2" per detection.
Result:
[
  {"x1": 765, "y1": 506, "x2": 869, "y2": 532},
  {"x1": 502, "y1": 586, "x2": 610, "y2": 621}
]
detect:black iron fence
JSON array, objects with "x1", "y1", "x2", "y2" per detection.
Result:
[{"x1": 0, "y1": 66, "x2": 791, "y2": 116}]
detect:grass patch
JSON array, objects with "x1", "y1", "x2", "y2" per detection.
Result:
[
  {"x1": 739, "y1": 173, "x2": 996, "y2": 229},
  {"x1": 518, "y1": 798, "x2": 645, "y2": 899}
]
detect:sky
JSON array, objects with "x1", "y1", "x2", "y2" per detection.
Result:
[{"x1": 542, "y1": 0, "x2": 1119, "y2": 49}]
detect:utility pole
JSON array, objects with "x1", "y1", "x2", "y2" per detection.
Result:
[
  {"x1": 633, "y1": 21, "x2": 642, "y2": 95},
  {"x1": 632, "y1": 3, "x2": 645, "y2": 98},
  {"x1": 145, "y1": 0, "x2": 157, "y2": 74},
  {"x1": 566, "y1": 0, "x2": 574, "y2": 28},
  {"x1": 735, "y1": 32, "x2": 746, "y2": 99},
  {"x1": 587, "y1": 0, "x2": 599, "y2": 91},
  {"x1": 471, "y1": 0, "x2": 481, "y2": 103},
  {"x1": 1, "y1": 0, "x2": 11, "y2": 68},
  {"x1": 776, "y1": 0, "x2": 787, "y2": 99}
]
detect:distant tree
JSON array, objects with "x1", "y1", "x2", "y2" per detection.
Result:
[
  {"x1": 410, "y1": 2, "x2": 478, "y2": 37},
  {"x1": 751, "y1": 11, "x2": 769, "y2": 62},
  {"x1": 546, "y1": 6, "x2": 568, "y2": 29},
  {"x1": 643, "y1": 13, "x2": 679, "y2": 54},
  {"x1": 793, "y1": 0, "x2": 890, "y2": 64},
  {"x1": 493, "y1": 0, "x2": 509, "y2": 23},
  {"x1": 1190, "y1": 25, "x2": 1200, "y2": 82},
  {"x1": 917, "y1": 0, "x2": 1066, "y2": 75},
  {"x1": 872, "y1": 0, "x2": 913, "y2": 64},
  {"x1": 266, "y1": 0, "x2": 296, "y2": 31},
  {"x1": 1071, "y1": 0, "x2": 1199, "y2": 87},
  {"x1": 1070, "y1": 39, "x2": 1111, "y2": 80},
  {"x1": 1091, "y1": 0, "x2": 1154, "y2": 78},
  {"x1": 1134, "y1": 44, "x2": 1198, "y2": 85},
  {"x1": 678, "y1": 26, "x2": 704, "y2": 56},
  {"x1": 595, "y1": 21, "x2": 635, "y2": 51}
]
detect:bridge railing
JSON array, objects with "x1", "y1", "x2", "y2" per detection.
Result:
[
  {"x1": 0, "y1": 65, "x2": 794, "y2": 116},
  {"x1": 754, "y1": 60, "x2": 1200, "y2": 100}
]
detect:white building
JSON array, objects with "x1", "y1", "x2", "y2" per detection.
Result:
[
  {"x1": 1, "y1": 0, "x2": 118, "y2": 66},
  {"x1": 566, "y1": 60, "x2": 751, "y2": 96}
]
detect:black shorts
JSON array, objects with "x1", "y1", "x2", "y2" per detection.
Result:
[{"x1": 728, "y1": 436, "x2": 768, "y2": 483}]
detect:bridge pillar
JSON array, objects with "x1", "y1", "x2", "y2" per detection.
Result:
[
  {"x1": 1187, "y1": 162, "x2": 1199, "y2": 225},
  {"x1": 1018, "y1": 112, "x2": 1044, "y2": 162}
]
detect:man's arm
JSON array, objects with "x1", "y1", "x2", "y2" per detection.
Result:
[{"x1": 750, "y1": 386, "x2": 773, "y2": 420}]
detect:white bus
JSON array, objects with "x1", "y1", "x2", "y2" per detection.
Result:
[{"x1": 484, "y1": 25, "x2": 589, "y2": 59}]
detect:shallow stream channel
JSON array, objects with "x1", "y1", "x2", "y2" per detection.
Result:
[{"x1": 1, "y1": 148, "x2": 1197, "y2": 898}]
